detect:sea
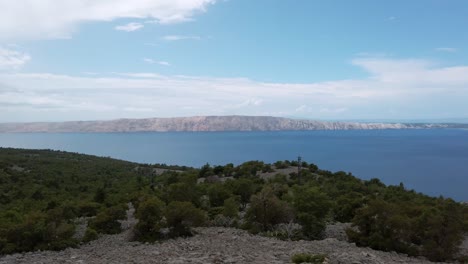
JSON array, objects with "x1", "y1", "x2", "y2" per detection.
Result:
[{"x1": 1, "y1": 129, "x2": 467, "y2": 201}]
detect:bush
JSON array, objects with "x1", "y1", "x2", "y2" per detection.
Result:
[
  {"x1": 134, "y1": 197, "x2": 164, "y2": 242},
  {"x1": 222, "y1": 196, "x2": 239, "y2": 218},
  {"x1": 165, "y1": 201, "x2": 207, "y2": 237},
  {"x1": 89, "y1": 207, "x2": 122, "y2": 234},
  {"x1": 78, "y1": 202, "x2": 102, "y2": 217},
  {"x1": 347, "y1": 198, "x2": 465, "y2": 261},
  {"x1": 292, "y1": 186, "x2": 331, "y2": 239},
  {"x1": 207, "y1": 183, "x2": 231, "y2": 207},
  {"x1": 212, "y1": 214, "x2": 237, "y2": 227},
  {"x1": 291, "y1": 253, "x2": 327, "y2": 264},
  {"x1": 246, "y1": 186, "x2": 294, "y2": 232},
  {"x1": 1, "y1": 211, "x2": 77, "y2": 253},
  {"x1": 82, "y1": 227, "x2": 99, "y2": 243}
]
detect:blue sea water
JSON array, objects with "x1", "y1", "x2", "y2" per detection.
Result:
[{"x1": 0, "y1": 129, "x2": 467, "y2": 201}]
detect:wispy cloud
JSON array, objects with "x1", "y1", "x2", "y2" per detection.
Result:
[
  {"x1": 387, "y1": 16, "x2": 397, "y2": 21},
  {"x1": 118, "y1": 73, "x2": 164, "y2": 78},
  {"x1": 0, "y1": 46, "x2": 31, "y2": 70},
  {"x1": 435, "y1": 47, "x2": 457, "y2": 53},
  {"x1": 162, "y1": 35, "x2": 201, "y2": 41},
  {"x1": 115, "y1": 22, "x2": 144, "y2": 32},
  {"x1": 143, "y1": 58, "x2": 170, "y2": 66},
  {"x1": 2, "y1": 56, "x2": 468, "y2": 122},
  {"x1": 0, "y1": 0, "x2": 216, "y2": 40}
]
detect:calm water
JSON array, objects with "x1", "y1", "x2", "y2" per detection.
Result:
[{"x1": 1, "y1": 129, "x2": 467, "y2": 201}]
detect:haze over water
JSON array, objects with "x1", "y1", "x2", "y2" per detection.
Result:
[{"x1": 1, "y1": 129, "x2": 467, "y2": 201}]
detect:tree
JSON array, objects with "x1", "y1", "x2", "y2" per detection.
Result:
[
  {"x1": 292, "y1": 186, "x2": 331, "y2": 239},
  {"x1": 207, "y1": 183, "x2": 231, "y2": 207},
  {"x1": 199, "y1": 163, "x2": 213, "y2": 178},
  {"x1": 88, "y1": 206, "x2": 123, "y2": 234},
  {"x1": 165, "y1": 181, "x2": 200, "y2": 206},
  {"x1": 165, "y1": 201, "x2": 206, "y2": 237},
  {"x1": 134, "y1": 197, "x2": 165, "y2": 242},
  {"x1": 94, "y1": 187, "x2": 106, "y2": 203},
  {"x1": 225, "y1": 178, "x2": 257, "y2": 209},
  {"x1": 222, "y1": 196, "x2": 240, "y2": 218},
  {"x1": 246, "y1": 186, "x2": 293, "y2": 232},
  {"x1": 416, "y1": 199, "x2": 465, "y2": 261},
  {"x1": 348, "y1": 199, "x2": 418, "y2": 256}
]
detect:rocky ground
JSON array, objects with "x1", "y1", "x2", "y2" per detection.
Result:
[
  {"x1": 0, "y1": 227, "x2": 449, "y2": 264},
  {"x1": 0, "y1": 204, "x2": 456, "y2": 264}
]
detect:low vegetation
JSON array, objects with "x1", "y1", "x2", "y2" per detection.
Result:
[
  {"x1": 0, "y1": 148, "x2": 467, "y2": 262},
  {"x1": 291, "y1": 253, "x2": 328, "y2": 264}
]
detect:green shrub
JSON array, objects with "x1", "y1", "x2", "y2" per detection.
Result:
[
  {"x1": 78, "y1": 202, "x2": 102, "y2": 217},
  {"x1": 134, "y1": 197, "x2": 165, "y2": 242},
  {"x1": 82, "y1": 227, "x2": 99, "y2": 243},
  {"x1": 222, "y1": 196, "x2": 239, "y2": 218},
  {"x1": 106, "y1": 204, "x2": 127, "y2": 220},
  {"x1": 89, "y1": 208, "x2": 122, "y2": 234},
  {"x1": 246, "y1": 186, "x2": 293, "y2": 232},
  {"x1": 291, "y1": 253, "x2": 327, "y2": 264},
  {"x1": 165, "y1": 201, "x2": 207, "y2": 237},
  {"x1": 292, "y1": 186, "x2": 331, "y2": 239},
  {"x1": 348, "y1": 198, "x2": 465, "y2": 262}
]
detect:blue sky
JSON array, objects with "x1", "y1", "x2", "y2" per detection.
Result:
[{"x1": 1, "y1": 0, "x2": 468, "y2": 122}]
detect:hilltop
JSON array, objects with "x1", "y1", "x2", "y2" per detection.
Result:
[{"x1": 1, "y1": 115, "x2": 465, "y2": 133}]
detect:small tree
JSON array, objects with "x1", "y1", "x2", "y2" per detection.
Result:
[
  {"x1": 222, "y1": 196, "x2": 240, "y2": 218},
  {"x1": 246, "y1": 186, "x2": 293, "y2": 232},
  {"x1": 89, "y1": 207, "x2": 123, "y2": 234},
  {"x1": 134, "y1": 197, "x2": 165, "y2": 242},
  {"x1": 165, "y1": 201, "x2": 206, "y2": 237},
  {"x1": 292, "y1": 186, "x2": 331, "y2": 239},
  {"x1": 207, "y1": 183, "x2": 231, "y2": 207}
]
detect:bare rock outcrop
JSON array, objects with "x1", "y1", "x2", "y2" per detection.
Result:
[{"x1": 0, "y1": 115, "x2": 455, "y2": 133}]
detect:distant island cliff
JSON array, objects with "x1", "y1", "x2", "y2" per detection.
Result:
[{"x1": 0, "y1": 115, "x2": 466, "y2": 133}]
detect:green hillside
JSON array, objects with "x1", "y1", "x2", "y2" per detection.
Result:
[{"x1": 0, "y1": 148, "x2": 466, "y2": 262}]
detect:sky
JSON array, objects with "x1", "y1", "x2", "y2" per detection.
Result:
[{"x1": 1, "y1": 0, "x2": 468, "y2": 123}]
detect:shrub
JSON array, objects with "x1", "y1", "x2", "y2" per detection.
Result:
[
  {"x1": 165, "y1": 201, "x2": 207, "y2": 237},
  {"x1": 292, "y1": 186, "x2": 331, "y2": 239},
  {"x1": 89, "y1": 207, "x2": 122, "y2": 234},
  {"x1": 134, "y1": 197, "x2": 164, "y2": 242},
  {"x1": 212, "y1": 214, "x2": 237, "y2": 227},
  {"x1": 272, "y1": 221, "x2": 302, "y2": 240},
  {"x1": 222, "y1": 196, "x2": 239, "y2": 218},
  {"x1": 82, "y1": 227, "x2": 99, "y2": 243},
  {"x1": 291, "y1": 253, "x2": 327, "y2": 264},
  {"x1": 207, "y1": 183, "x2": 231, "y2": 207},
  {"x1": 246, "y1": 186, "x2": 294, "y2": 232},
  {"x1": 347, "y1": 198, "x2": 465, "y2": 261},
  {"x1": 78, "y1": 202, "x2": 102, "y2": 217}
]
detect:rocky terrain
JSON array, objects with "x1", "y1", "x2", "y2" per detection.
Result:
[
  {"x1": 0, "y1": 204, "x2": 458, "y2": 264},
  {"x1": 0, "y1": 115, "x2": 463, "y2": 133}
]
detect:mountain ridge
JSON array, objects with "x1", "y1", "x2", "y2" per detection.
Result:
[{"x1": 0, "y1": 115, "x2": 466, "y2": 133}]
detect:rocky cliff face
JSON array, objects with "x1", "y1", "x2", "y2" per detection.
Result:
[{"x1": 0, "y1": 115, "x2": 453, "y2": 133}]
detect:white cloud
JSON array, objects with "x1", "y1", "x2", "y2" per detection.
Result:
[
  {"x1": 0, "y1": 46, "x2": 31, "y2": 70},
  {"x1": 435, "y1": 47, "x2": 457, "y2": 53},
  {"x1": 0, "y1": 0, "x2": 216, "y2": 40},
  {"x1": 2, "y1": 56, "x2": 468, "y2": 122},
  {"x1": 119, "y1": 72, "x2": 164, "y2": 78},
  {"x1": 115, "y1": 22, "x2": 144, "y2": 32},
  {"x1": 162, "y1": 35, "x2": 201, "y2": 41},
  {"x1": 143, "y1": 58, "x2": 171, "y2": 66},
  {"x1": 234, "y1": 98, "x2": 263, "y2": 108},
  {"x1": 319, "y1": 107, "x2": 348, "y2": 113},
  {"x1": 158, "y1": 61, "x2": 171, "y2": 66},
  {"x1": 352, "y1": 57, "x2": 468, "y2": 85}
]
